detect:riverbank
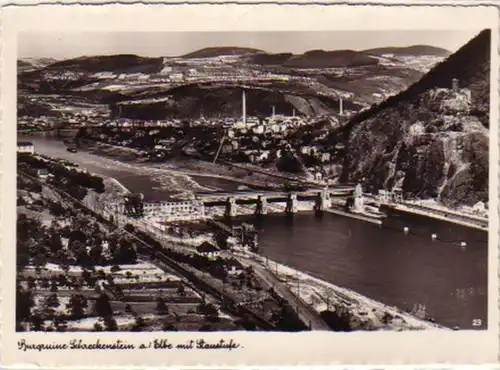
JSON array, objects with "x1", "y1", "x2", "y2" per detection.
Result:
[
  {"x1": 242, "y1": 252, "x2": 445, "y2": 331},
  {"x1": 394, "y1": 201, "x2": 488, "y2": 232},
  {"x1": 82, "y1": 140, "x2": 283, "y2": 190}
]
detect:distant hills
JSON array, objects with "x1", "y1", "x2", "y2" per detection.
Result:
[
  {"x1": 341, "y1": 30, "x2": 490, "y2": 206},
  {"x1": 17, "y1": 42, "x2": 450, "y2": 122},
  {"x1": 181, "y1": 47, "x2": 263, "y2": 59},
  {"x1": 363, "y1": 45, "x2": 451, "y2": 57},
  {"x1": 284, "y1": 50, "x2": 379, "y2": 68},
  {"x1": 18, "y1": 57, "x2": 58, "y2": 73},
  {"x1": 43, "y1": 54, "x2": 165, "y2": 74},
  {"x1": 182, "y1": 44, "x2": 447, "y2": 68}
]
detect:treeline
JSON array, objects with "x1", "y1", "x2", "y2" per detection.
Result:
[{"x1": 18, "y1": 153, "x2": 105, "y2": 200}]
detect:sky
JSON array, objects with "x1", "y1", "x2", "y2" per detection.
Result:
[{"x1": 19, "y1": 30, "x2": 484, "y2": 60}]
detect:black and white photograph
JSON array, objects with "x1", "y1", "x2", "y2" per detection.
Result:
[{"x1": 14, "y1": 26, "x2": 491, "y2": 334}]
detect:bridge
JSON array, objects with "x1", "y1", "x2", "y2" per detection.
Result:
[{"x1": 142, "y1": 186, "x2": 355, "y2": 220}]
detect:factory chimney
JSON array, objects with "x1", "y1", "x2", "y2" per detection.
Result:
[
  {"x1": 272, "y1": 105, "x2": 276, "y2": 118},
  {"x1": 452, "y1": 78, "x2": 459, "y2": 92},
  {"x1": 242, "y1": 89, "x2": 247, "y2": 126},
  {"x1": 292, "y1": 108, "x2": 295, "y2": 117},
  {"x1": 339, "y1": 97, "x2": 343, "y2": 116}
]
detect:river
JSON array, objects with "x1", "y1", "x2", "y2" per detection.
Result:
[
  {"x1": 244, "y1": 212, "x2": 487, "y2": 330},
  {"x1": 26, "y1": 135, "x2": 242, "y2": 200},
  {"x1": 24, "y1": 135, "x2": 488, "y2": 330}
]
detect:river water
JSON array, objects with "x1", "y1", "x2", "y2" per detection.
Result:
[
  {"x1": 26, "y1": 135, "x2": 242, "y2": 200},
  {"x1": 24, "y1": 135, "x2": 488, "y2": 330},
  {"x1": 247, "y1": 213, "x2": 487, "y2": 330}
]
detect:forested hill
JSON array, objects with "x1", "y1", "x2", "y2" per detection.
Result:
[{"x1": 341, "y1": 29, "x2": 490, "y2": 206}]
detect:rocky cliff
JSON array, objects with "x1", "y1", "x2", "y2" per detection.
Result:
[{"x1": 341, "y1": 29, "x2": 490, "y2": 206}]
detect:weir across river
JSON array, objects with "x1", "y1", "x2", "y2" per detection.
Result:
[{"x1": 142, "y1": 186, "x2": 355, "y2": 220}]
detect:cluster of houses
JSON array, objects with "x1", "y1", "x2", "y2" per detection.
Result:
[
  {"x1": 195, "y1": 242, "x2": 245, "y2": 275},
  {"x1": 87, "y1": 61, "x2": 293, "y2": 86},
  {"x1": 216, "y1": 115, "x2": 339, "y2": 165},
  {"x1": 19, "y1": 105, "x2": 109, "y2": 130}
]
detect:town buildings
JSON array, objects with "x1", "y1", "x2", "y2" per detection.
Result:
[{"x1": 17, "y1": 141, "x2": 34, "y2": 154}]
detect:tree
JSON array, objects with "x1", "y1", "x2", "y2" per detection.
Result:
[
  {"x1": 27, "y1": 277, "x2": 37, "y2": 290},
  {"x1": 177, "y1": 284, "x2": 185, "y2": 296},
  {"x1": 89, "y1": 245, "x2": 103, "y2": 265},
  {"x1": 199, "y1": 324, "x2": 214, "y2": 331},
  {"x1": 156, "y1": 297, "x2": 169, "y2": 315},
  {"x1": 68, "y1": 230, "x2": 86, "y2": 249},
  {"x1": 50, "y1": 280, "x2": 58, "y2": 293},
  {"x1": 30, "y1": 314, "x2": 44, "y2": 331},
  {"x1": 93, "y1": 322, "x2": 103, "y2": 332},
  {"x1": 114, "y1": 241, "x2": 137, "y2": 264},
  {"x1": 67, "y1": 294, "x2": 88, "y2": 319},
  {"x1": 48, "y1": 233, "x2": 64, "y2": 253},
  {"x1": 94, "y1": 293, "x2": 113, "y2": 318},
  {"x1": 131, "y1": 316, "x2": 146, "y2": 332},
  {"x1": 103, "y1": 316, "x2": 118, "y2": 331},
  {"x1": 197, "y1": 303, "x2": 219, "y2": 322},
  {"x1": 16, "y1": 286, "x2": 34, "y2": 322},
  {"x1": 54, "y1": 317, "x2": 68, "y2": 332},
  {"x1": 45, "y1": 293, "x2": 60, "y2": 309},
  {"x1": 162, "y1": 322, "x2": 178, "y2": 331}
]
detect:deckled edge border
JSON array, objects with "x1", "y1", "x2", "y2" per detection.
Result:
[{"x1": 0, "y1": 1, "x2": 498, "y2": 368}]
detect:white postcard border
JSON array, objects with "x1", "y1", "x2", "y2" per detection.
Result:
[{"x1": 1, "y1": 3, "x2": 499, "y2": 367}]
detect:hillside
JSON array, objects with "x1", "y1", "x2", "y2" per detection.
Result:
[
  {"x1": 111, "y1": 83, "x2": 361, "y2": 119},
  {"x1": 18, "y1": 44, "x2": 448, "y2": 121},
  {"x1": 341, "y1": 29, "x2": 490, "y2": 206},
  {"x1": 247, "y1": 52, "x2": 294, "y2": 66},
  {"x1": 284, "y1": 50, "x2": 378, "y2": 69},
  {"x1": 42, "y1": 54, "x2": 164, "y2": 74},
  {"x1": 181, "y1": 47, "x2": 263, "y2": 59},
  {"x1": 363, "y1": 45, "x2": 450, "y2": 57},
  {"x1": 18, "y1": 57, "x2": 58, "y2": 73}
]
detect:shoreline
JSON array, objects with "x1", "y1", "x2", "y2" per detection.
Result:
[
  {"x1": 393, "y1": 203, "x2": 488, "y2": 232},
  {"x1": 100, "y1": 176, "x2": 444, "y2": 330},
  {"x1": 83, "y1": 140, "x2": 282, "y2": 190},
  {"x1": 241, "y1": 251, "x2": 445, "y2": 331}
]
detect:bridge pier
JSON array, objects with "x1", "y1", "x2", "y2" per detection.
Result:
[
  {"x1": 314, "y1": 190, "x2": 331, "y2": 212},
  {"x1": 285, "y1": 193, "x2": 298, "y2": 214},
  {"x1": 225, "y1": 197, "x2": 237, "y2": 218},
  {"x1": 255, "y1": 195, "x2": 268, "y2": 215}
]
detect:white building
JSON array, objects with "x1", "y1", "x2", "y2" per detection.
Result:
[
  {"x1": 169, "y1": 73, "x2": 184, "y2": 82},
  {"x1": 37, "y1": 169, "x2": 49, "y2": 180},
  {"x1": 196, "y1": 242, "x2": 220, "y2": 261},
  {"x1": 17, "y1": 141, "x2": 34, "y2": 154},
  {"x1": 353, "y1": 183, "x2": 365, "y2": 213}
]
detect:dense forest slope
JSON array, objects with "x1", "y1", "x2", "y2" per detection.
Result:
[
  {"x1": 363, "y1": 45, "x2": 450, "y2": 57},
  {"x1": 341, "y1": 29, "x2": 490, "y2": 206},
  {"x1": 181, "y1": 47, "x2": 263, "y2": 58}
]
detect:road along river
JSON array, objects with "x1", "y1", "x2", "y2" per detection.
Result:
[{"x1": 25, "y1": 135, "x2": 488, "y2": 330}]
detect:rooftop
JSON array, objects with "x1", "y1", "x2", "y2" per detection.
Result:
[{"x1": 196, "y1": 242, "x2": 220, "y2": 253}]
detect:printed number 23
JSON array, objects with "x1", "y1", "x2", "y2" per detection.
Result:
[{"x1": 472, "y1": 319, "x2": 482, "y2": 327}]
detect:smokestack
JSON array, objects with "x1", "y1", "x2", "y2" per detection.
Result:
[
  {"x1": 292, "y1": 108, "x2": 295, "y2": 117},
  {"x1": 242, "y1": 89, "x2": 246, "y2": 126},
  {"x1": 272, "y1": 105, "x2": 276, "y2": 117},
  {"x1": 339, "y1": 98, "x2": 343, "y2": 116}
]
